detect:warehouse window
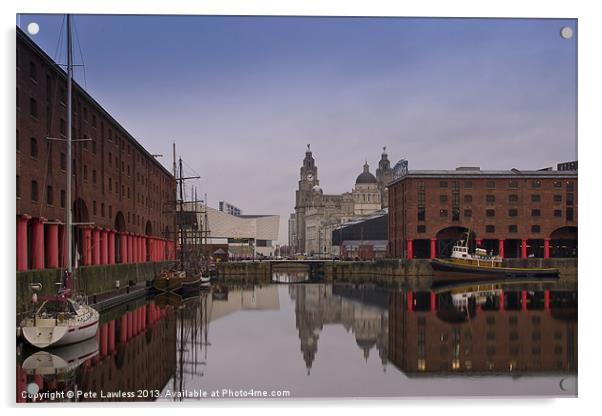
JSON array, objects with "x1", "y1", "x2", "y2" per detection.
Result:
[
  {"x1": 417, "y1": 207, "x2": 425, "y2": 221},
  {"x1": 30, "y1": 137, "x2": 38, "y2": 159},
  {"x1": 463, "y1": 194, "x2": 472, "y2": 203},
  {"x1": 46, "y1": 186, "x2": 53, "y2": 205},
  {"x1": 29, "y1": 97, "x2": 38, "y2": 118},
  {"x1": 486, "y1": 194, "x2": 495, "y2": 203},
  {"x1": 29, "y1": 61, "x2": 37, "y2": 81},
  {"x1": 531, "y1": 194, "x2": 541, "y2": 202},
  {"x1": 531, "y1": 209, "x2": 541, "y2": 217},
  {"x1": 486, "y1": 225, "x2": 495, "y2": 233},
  {"x1": 508, "y1": 225, "x2": 517, "y2": 233},
  {"x1": 486, "y1": 209, "x2": 495, "y2": 217},
  {"x1": 31, "y1": 180, "x2": 38, "y2": 202}
]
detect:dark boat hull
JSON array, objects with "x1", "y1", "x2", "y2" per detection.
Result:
[
  {"x1": 179, "y1": 273, "x2": 211, "y2": 293},
  {"x1": 431, "y1": 258, "x2": 559, "y2": 284},
  {"x1": 153, "y1": 274, "x2": 183, "y2": 292}
]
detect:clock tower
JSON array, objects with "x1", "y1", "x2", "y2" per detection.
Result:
[
  {"x1": 294, "y1": 144, "x2": 319, "y2": 253},
  {"x1": 376, "y1": 146, "x2": 393, "y2": 208}
]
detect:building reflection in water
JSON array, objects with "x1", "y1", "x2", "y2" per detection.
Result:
[
  {"x1": 17, "y1": 300, "x2": 177, "y2": 402},
  {"x1": 389, "y1": 284, "x2": 577, "y2": 376},
  {"x1": 17, "y1": 282, "x2": 578, "y2": 402},
  {"x1": 288, "y1": 284, "x2": 390, "y2": 373}
]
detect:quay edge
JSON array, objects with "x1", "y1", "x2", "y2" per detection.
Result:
[
  {"x1": 17, "y1": 261, "x2": 175, "y2": 315},
  {"x1": 217, "y1": 258, "x2": 577, "y2": 287}
]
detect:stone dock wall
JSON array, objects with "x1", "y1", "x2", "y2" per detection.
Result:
[
  {"x1": 217, "y1": 258, "x2": 577, "y2": 288},
  {"x1": 16, "y1": 261, "x2": 174, "y2": 314}
]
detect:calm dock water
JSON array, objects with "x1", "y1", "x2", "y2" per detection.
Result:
[{"x1": 17, "y1": 274, "x2": 577, "y2": 402}]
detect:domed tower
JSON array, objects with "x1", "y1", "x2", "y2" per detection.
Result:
[
  {"x1": 375, "y1": 146, "x2": 393, "y2": 208},
  {"x1": 353, "y1": 161, "x2": 381, "y2": 216},
  {"x1": 294, "y1": 144, "x2": 319, "y2": 254}
]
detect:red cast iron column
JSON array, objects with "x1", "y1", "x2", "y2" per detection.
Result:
[
  {"x1": 108, "y1": 230, "x2": 116, "y2": 264},
  {"x1": 92, "y1": 227, "x2": 101, "y2": 265},
  {"x1": 101, "y1": 228, "x2": 109, "y2": 264},
  {"x1": 16, "y1": 214, "x2": 31, "y2": 271},
  {"x1": 82, "y1": 226, "x2": 93, "y2": 266},
  {"x1": 45, "y1": 222, "x2": 59, "y2": 268},
  {"x1": 31, "y1": 217, "x2": 46, "y2": 269}
]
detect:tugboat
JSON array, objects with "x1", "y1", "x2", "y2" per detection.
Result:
[{"x1": 431, "y1": 232, "x2": 559, "y2": 282}]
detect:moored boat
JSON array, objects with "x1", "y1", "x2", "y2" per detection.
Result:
[
  {"x1": 153, "y1": 268, "x2": 185, "y2": 292},
  {"x1": 19, "y1": 15, "x2": 99, "y2": 349},
  {"x1": 20, "y1": 294, "x2": 100, "y2": 349},
  {"x1": 431, "y1": 233, "x2": 559, "y2": 283}
]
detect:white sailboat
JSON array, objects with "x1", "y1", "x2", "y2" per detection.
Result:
[{"x1": 19, "y1": 15, "x2": 99, "y2": 349}]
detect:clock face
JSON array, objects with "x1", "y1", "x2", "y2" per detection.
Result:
[{"x1": 306, "y1": 173, "x2": 314, "y2": 181}]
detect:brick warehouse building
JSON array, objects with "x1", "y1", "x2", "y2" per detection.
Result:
[
  {"x1": 16, "y1": 28, "x2": 176, "y2": 271},
  {"x1": 388, "y1": 165, "x2": 577, "y2": 259}
]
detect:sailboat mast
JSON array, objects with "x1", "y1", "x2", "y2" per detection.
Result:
[
  {"x1": 179, "y1": 157, "x2": 185, "y2": 269},
  {"x1": 66, "y1": 14, "x2": 73, "y2": 273}
]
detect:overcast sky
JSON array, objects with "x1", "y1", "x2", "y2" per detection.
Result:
[{"x1": 18, "y1": 15, "x2": 577, "y2": 244}]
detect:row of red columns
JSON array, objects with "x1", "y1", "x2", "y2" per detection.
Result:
[
  {"x1": 16, "y1": 215, "x2": 176, "y2": 271},
  {"x1": 98, "y1": 302, "x2": 168, "y2": 359},
  {"x1": 407, "y1": 238, "x2": 552, "y2": 260},
  {"x1": 405, "y1": 290, "x2": 551, "y2": 312}
]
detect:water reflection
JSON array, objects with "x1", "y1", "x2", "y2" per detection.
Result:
[
  {"x1": 273, "y1": 271, "x2": 310, "y2": 284},
  {"x1": 390, "y1": 284, "x2": 578, "y2": 375},
  {"x1": 17, "y1": 299, "x2": 178, "y2": 402},
  {"x1": 17, "y1": 280, "x2": 578, "y2": 401},
  {"x1": 289, "y1": 284, "x2": 389, "y2": 371}
]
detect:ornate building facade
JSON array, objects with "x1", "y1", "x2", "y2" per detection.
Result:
[{"x1": 293, "y1": 145, "x2": 393, "y2": 255}]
